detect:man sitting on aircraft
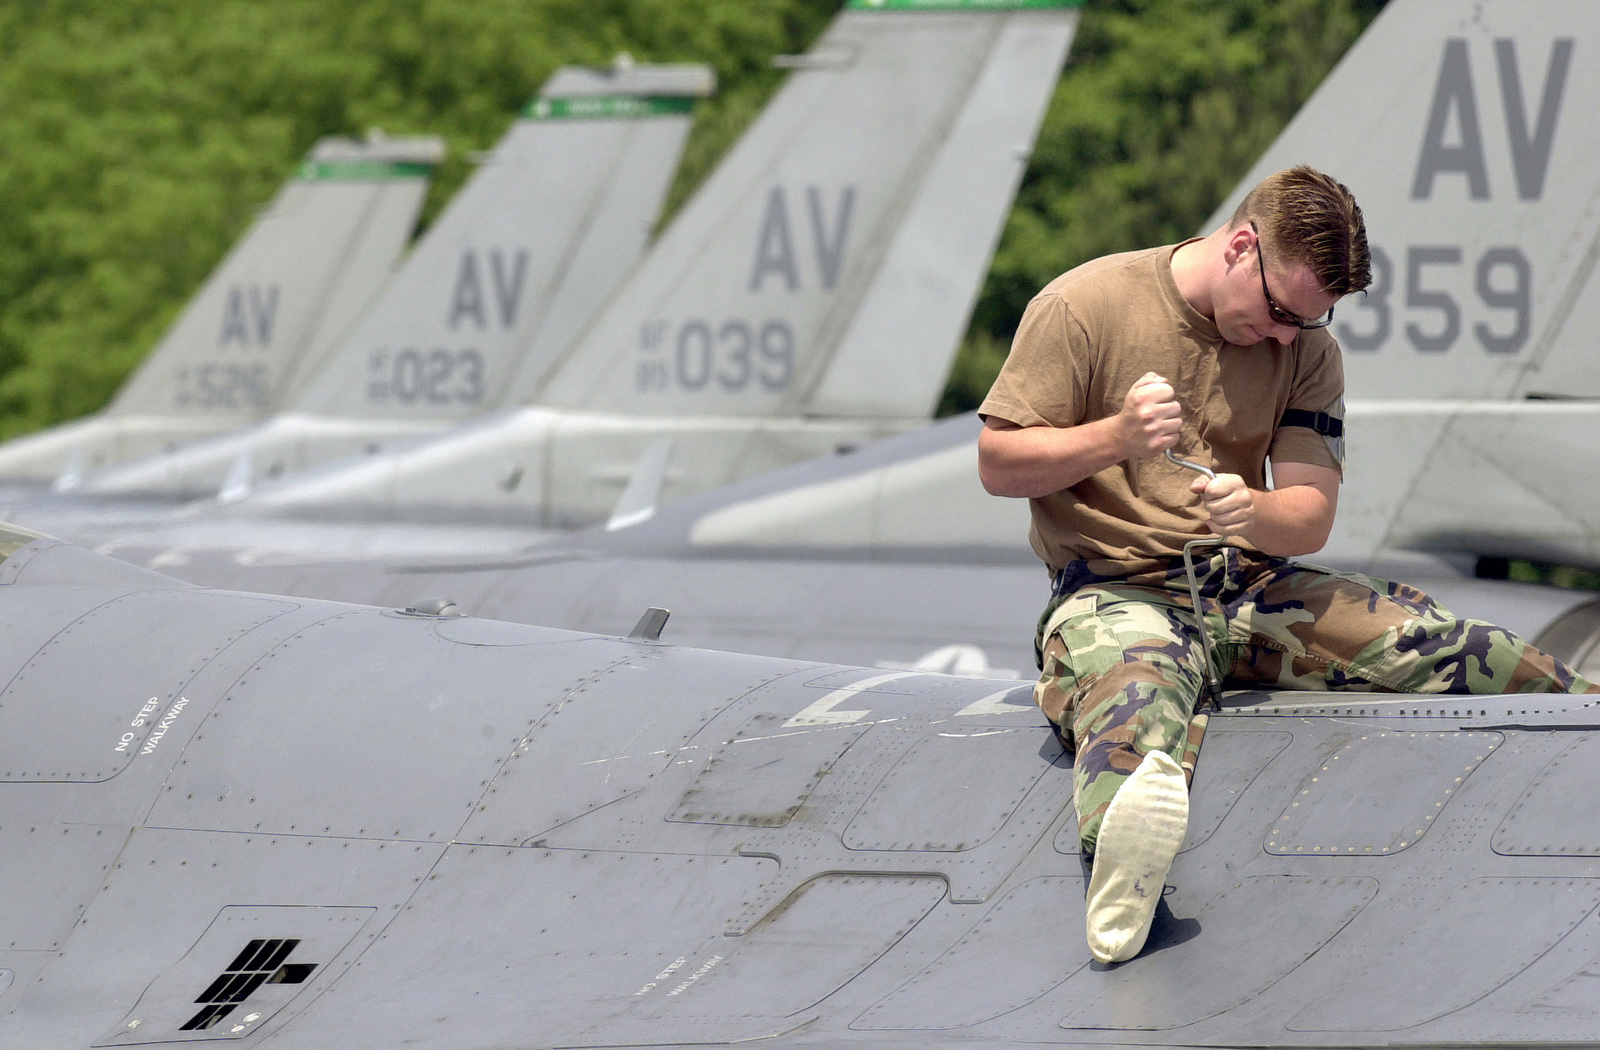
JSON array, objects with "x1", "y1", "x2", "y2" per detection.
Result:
[{"x1": 976, "y1": 164, "x2": 1600, "y2": 966}]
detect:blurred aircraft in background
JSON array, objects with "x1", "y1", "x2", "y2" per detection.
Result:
[
  {"x1": 71, "y1": 57, "x2": 717, "y2": 502},
  {"x1": 0, "y1": 0, "x2": 1079, "y2": 559},
  {"x1": 0, "y1": 132, "x2": 444, "y2": 485},
  {"x1": 51, "y1": 0, "x2": 1600, "y2": 673},
  {"x1": 201, "y1": 0, "x2": 1077, "y2": 530}
]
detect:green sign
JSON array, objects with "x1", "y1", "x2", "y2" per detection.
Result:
[
  {"x1": 522, "y1": 95, "x2": 698, "y2": 121},
  {"x1": 296, "y1": 159, "x2": 434, "y2": 182}
]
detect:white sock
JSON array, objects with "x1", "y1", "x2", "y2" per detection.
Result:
[{"x1": 1084, "y1": 749, "x2": 1189, "y2": 963}]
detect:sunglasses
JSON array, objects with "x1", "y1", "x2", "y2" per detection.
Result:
[{"x1": 1250, "y1": 221, "x2": 1334, "y2": 330}]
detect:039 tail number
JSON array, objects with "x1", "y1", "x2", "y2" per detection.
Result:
[{"x1": 636, "y1": 318, "x2": 794, "y2": 394}]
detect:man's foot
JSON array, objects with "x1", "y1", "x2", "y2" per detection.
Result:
[{"x1": 1084, "y1": 749, "x2": 1189, "y2": 963}]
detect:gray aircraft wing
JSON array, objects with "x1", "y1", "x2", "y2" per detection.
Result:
[
  {"x1": 79, "y1": 59, "x2": 714, "y2": 501},
  {"x1": 208, "y1": 0, "x2": 1080, "y2": 529},
  {"x1": 8, "y1": 528, "x2": 1600, "y2": 1047},
  {"x1": 0, "y1": 133, "x2": 443, "y2": 485}
]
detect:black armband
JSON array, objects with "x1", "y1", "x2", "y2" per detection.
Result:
[{"x1": 1278, "y1": 408, "x2": 1343, "y2": 437}]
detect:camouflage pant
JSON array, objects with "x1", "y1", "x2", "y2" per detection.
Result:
[{"x1": 1034, "y1": 548, "x2": 1600, "y2": 855}]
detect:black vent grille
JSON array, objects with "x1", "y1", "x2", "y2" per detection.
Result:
[{"x1": 179, "y1": 939, "x2": 316, "y2": 1032}]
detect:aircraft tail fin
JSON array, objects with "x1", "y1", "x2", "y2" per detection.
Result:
[
  {"x1": 523, "y1": 1, "x2": 1080, "y2": 424},
  {"x1": 1083, "y1": 0, "x2": 1600, "y2": 575},
  {"x1": 0, "y1": 132, "x2": 442, "y2": 481},
  {"x1": 108, "y1": 132, "x2": 445, "y2": 420},
  {"x1": 1182, "y1": 0, "x2": 1600, "y2": 570},
  {"x1": 287, "y1": 58, "x2": 716, "y2": 425},
  {"x1": 1198, "y1": 0, "x2": 1600, "y2": 402}
]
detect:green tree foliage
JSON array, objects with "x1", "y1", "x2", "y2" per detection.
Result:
[
  {"x1": 941, "y1": 0, "x2": 1387, "y2": 414},
  {"x1": 0, "y1": 0, "x2": 838, "y2": 438},
  {"x1": 0, "y1": 0, "x2": 1385, "y2": 437}
]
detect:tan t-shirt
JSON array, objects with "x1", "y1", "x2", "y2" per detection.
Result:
[{"x1": 979, "y1": 242, "x2": 1345, "y2": 572}]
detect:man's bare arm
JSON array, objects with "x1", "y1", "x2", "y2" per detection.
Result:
[
  {"x1": 1189, "y1": 460, "x2": 1340, "y2": 556},
  {"x1": 978, "y1": 372, "x2": 1182, "y2": 498}
]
